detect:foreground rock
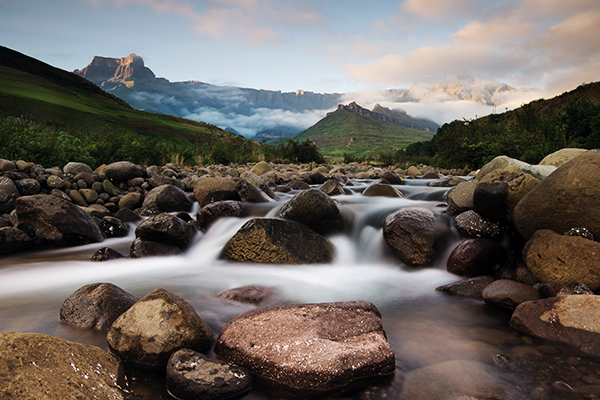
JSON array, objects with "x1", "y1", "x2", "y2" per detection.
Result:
[
  {"x1": 435, "y1": 276, "x2": 495, "y2": 297},
  {"x1": 107, "y1": 288, "x2": 214, "y2": 368},
  {"x1": 446, "y1": 238, "x2": 506, "y2": 277},
  {"x1": 135, "y1": 213, "x2": 196, "y2": 250},
  {"x1": 0, "y1": 226, "x2": 33, "y2": 254},
  {"x1": 60, "y1": 283, "x2": 139, "y2": 331},
  {"x1": 214, "y1": 301, "x2": 395, "y2": 397},
  {"x1": 481, "y1": 279, "x2": 540, "y2": 311},
  {"x1": 193, "y1": 177, "x2": 240, "y2": 208},
  {"x1": 383, "y1": 207, "x2": 448, "y2": 267},
  {"x1": 279, "y1": 189, "x2": 344, "y2": 236},
  {"x1": 166, "y1": 349, "x2": 252, "y2": 400},
  {"x1": 195, "y1": 200, "x2": 246, "y2": 232},
  {"x1": 142, "y1": 184, "x2": 193, "y2": 212},
  {"x1": 0, "y1": 332, "x2": 125, "y2": 400},
  {"x1": 511, "y1": 295, "x2": 600, "y2": 358},
  {"x1": 221, "y1": 218, "x2": 334, "y2": 264}
]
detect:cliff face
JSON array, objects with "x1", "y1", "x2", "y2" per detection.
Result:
[
  {"x1": 337, "y1": 102, "x2": 439, "y2": 131},
  {"x1": 74, "y1": 54, "x2": 155, "y2": 87}
]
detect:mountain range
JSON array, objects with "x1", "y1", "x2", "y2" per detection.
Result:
[{"x1": 73, "y1": 54, "x2": 518, "y2": 139}]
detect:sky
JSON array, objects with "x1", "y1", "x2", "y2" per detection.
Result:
[{"x1": 2, "y1": 0, "x2": 600, "y2": 98}]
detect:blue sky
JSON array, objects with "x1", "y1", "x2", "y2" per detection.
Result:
[{"x1": 1, "y1": 0, "x2": 600, "y2": 96}]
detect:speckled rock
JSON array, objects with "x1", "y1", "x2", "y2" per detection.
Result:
[
  {"x1": 279, "y1": 189, "x2": 344, "y2": 236},
  {"x1": 453, "y1": 210, "x2": 501, "y2": 239},
  {"x1": 214, "y1": 301, "x2": 395, "y2": 397},
  {"x1": 14, "y1": 178, "x2": 41, "y2": 195},
  {"x1": 481, "y1": 279, "x2": 541, "y2": 311},
  {"x1": 446, "y1": 238, "x2": 506, "y2": 277},
  {"x1": 0, "y1": 332, "x2": 125, "y2": 400},
  {"x1": 166, "y1": 349, "x2": 252, "y2": 400},
  {"x1": 362, "y1": 183, "x2": 404, "y2": 198},
  {"x1": 107, "y1": 288, "x2": 214, "y2": 368}
]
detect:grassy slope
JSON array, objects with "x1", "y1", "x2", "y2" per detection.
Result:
[{"x1": 291, "y1": 108, "x2": 434, "y2": 158}]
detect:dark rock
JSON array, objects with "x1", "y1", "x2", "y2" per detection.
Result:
[
  {"x1": 446, "y1": 181, "x2": 476, "y2": 215},
  {"x1": 565, "y1": 227, "x2": 595, "y2": 240},
  {"x1": 523, "y1": 229, "x2": 600, "y2": 290},
  {"x1": 481, "y1": 279, "x2": 541, "y2": 311},
  {"x1": 129, "y1": 237, "x2": 182, "y2": 258},
  {"x1": 383, "y1": 207, "x2": 448, "y2": 267},
  {"x1": 103, "y1": 161, "x2": 145, "y2": 181},
  {"x1": 279, "y1": 188, "x2": 344, "y2": 236},
  {"x1": 60, "y1": 283, "x2": 139, "y2": 331},
  {"x1": 307, "y1": 171, "x2": 326, "y2": 184},
  {"x1": 570, "y1": 282, "x2": 595, "y2": 295},
  {"x1": 0, "y1": 176, "x2": 20, "y2": 213},
  {"x1": 421, "y1": 171, "x2": 440, "y2": 179},
  {"x1": 73, "y1": 171, "x2": 95, "y2": 186},
  {"x1": 381, "y1": 171, "x2": 404, "y2": 184},
  {"x1": 63, "y1": 161, "x2": 93, "y2": 176},
  {"x1": 473, "y1": 182, "x2": 509, "y2": 222},
  {"x1": 98, "y1": 216, "x2": 130, "y2": 238},
  {"x1": 221, "y1": 218, "x2": 334, "y2": 264},
  {"x1": 50, "y1": 188, "x2": 72, "y2": 202},
  {"x1": 166, "y1": 349, "x2": 252, "y2": 400},
  {"x1": 217, "y1": 285, "x2": 277, "y2": 305},
  {"x1": 214, "y1": 301, "x2": 395, "y2": 397},
  {"x1": 148, "y1": 174, "x2": 185, "y2": 190},
  {"x1": 320, "y1": 180, "x2": 350, "y2": 196},
  {"x1": 0, "y1": 226, "x2": 33, "y2": 254},
  {"x1": 14, "y1": 194, "x2": 104, "y2": 245},
  {"x1": 0, "y1": 159, "x2": 16, "y2": 172},
  {"x1": 14, "y1": 178, "x2": 41, "y2": 195},
  {"x1": 362, "y1": 183, "x2": 403, "y2": 198},
  {"x1": 0, "y1": 332, "x2": 125, "y2": 400},
  {"x1": 135, "y1": 213, "x2": 196, "y2": 250},
  {"x1": 142, "y1": 184, "x2": 193, "y2": 212},
  {"x1": 90, "y1": 246, "x2": 127, "y2": 262},
  {"x1": 127, "y1": 176, "x2": 145, "y2": 187},
  {"x1": 447, "y1": 238, "x2": 506, "y2": 277},
  {"x1": 196, "y1": 201, "x2": 246, "y2": 232},
  {"x1": 193, "y1": 177, "x2": 240, "y2": 208},
  {"x1": 236, "y1": 179, "x2": 273, "y2": 203},
  {"x1": 103, "y1": 179, "x2": 119, "y2": 197},
  {"x1": 107, "y1": 288, "x2": 214, "y2": 368},
  {"x1": 538, "y1": 282, "x2": 575, "y2": 298},
  {"x1": 0, "y1": 214, "x2": 10, "y2": 228},
  {"x1": 453, "y1": 210, "x2": 501, "y2": 239},
  {"x1": 435, "y1": 276, "x2": 494, "y2": 297},
  {"x1": 114, "y1": 207, "x2": 142, "y2": 223},
  {"x1": 288, "y1": 180, "x2": 311, "y2": 190}
]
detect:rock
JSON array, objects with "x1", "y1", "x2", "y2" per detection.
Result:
[
  {"x1": 236, "y1": 179, "x2": 273, "y2": 203},
  {"x1": 446, "y1": 181, "x2": 476, "y2": 215},
  {"x1": 80, "y1": 188, "x2": 99, "y2": 204},
  {"x1": 307, "y1": 171, "x2": 326, "y2": 184},
  {"x1": 0, "y1": 226, "x2": 33, "y2": 254},
  {"x1": 421, "y1": 171, "x2": 440, "y2": 179},
  {"x1": 118, "y1": 192, "x2": 143, "y2": 210},
  {"x1": 214, "y1": 301, "x2": 395, "y2": 397},
  {"x1": 383, "y1": 207, "x2": 448, "y2": 267},
  {"x1": 60, "y1": 283, "x2": 139, "y2": 331},
  {"x1": 135, "y1": 213, "x2": 196, "y2": 250},
  {"x1": 142, "y1": 184, "x2": 193, "y2": 212},
  {"x1": 148, "y1": 174, "x2": 185, "y2": 190},
  {"x1": 453, "y1": 210, "x2": 501, "y2": 239},
  {"x1": 90, "y1": 247, "x2": 127, "y2": 262},
  {"x1": 217, "y1": 285, "x2": 277, "y2": 305},
  {"x1": 127, "y1": 176, "x2": 145, "y2": 187},
  {"x1": 46, "y1": 174, "x2": 65, "y2": 189},
  {"x1": 381, "y1": 171, "x2": 404, "y2": 184},
  {"x1": 538, "y1": 282, "x2": 575, "y2": 298},
  {"x1": 539, "y1": 148, "x2": 587, "y2": 167},
  {"x1": 240, "y1": 171, "x2": 276, "y2": 199},
  {"x1": 474, "y1": 155, "x2": 532, "y2": 181},
  {"x1": 565, "y1": 226, "x2": 595, "y2": 240},
  {"x1": 14, "y1": 178, "x2": 41, "y2": 195},
  {"x1": 406, "y1": 166, "x2": 421, "y2": 176},
  {"x1": 362, "y1": 183, "x2": 404, "y2": 198},
  {"x1": 195, "y1": 201, "x2": 246, "y2": 232},
  {"x1": 50, "y1": 188, "x2": 71, "y2": 202},
  {"x1": 0, "y1": 176, "x2": 20, "y2": 213},
  {"x1": 0, "y1": 158, "x2": 16, "y2": 172},
  {"x1": 98, "y1": 216, "x2": 130, "y2": 238},
  {"x1": 103, "y1": 161, "x2": 145, "y2": 181},
  {"x1": 320, "y1": 180, "x2": 350, "y2": 196},
  {"x1": 103, "y1": 179, "x2": 119, "y2": 197},
  {"x1": 114, "y1": 207, "x2": 142, "y2": 223},
  {"x1": 514, "y1": 150, "x2": 600, "y2": 240},
  {"x1": 481, "y1": 279, "x2": 541, "y2": 311},
  {"x1": 166, "y1": 349, "x2": 252, "y2": 400},
  {"x1": 511, "y1": 295, "x2": 600, "y2": 358},
  {"x1": 107, "y1": 288, "x2": 214, "y2": 368},
  {"x1": 69, "y1": 188, "x2": 88, "y2": 207},
  {"x1": 0, "y1": 332, "x2": 126, "y2": 400},
  {"x1": 129, "y1": 237, "x2": 182, "y2": 258},
  {"x1": 279, "y1": 189, "x2": 344, "y2": 236},
  {"x1": 429, "y1": 176, "x2": 465, "y2": 187},
  {"x1": 251, "y1": 161, "x2": 272, "y2": 175},
  {"x1": 193, "y1": 177, "x2": 240, "y2": 208},
  {"x1": 221, "y1": 218, "x2": 334, "y2": 264},
  {"x1": 14, "y1": 194, "x2": 104, "y2": 245},
  {"x1": 435, "y1": 276, "x2": 495, "y2": 297},
  {"x1": 288, "y1": 180, "x2": 311, "y2": 190},
  {"x1": 446, "y1": 238, "x2": 506, "y2": 277},
  {"x1": 399, "y1": 360, "x2": 504, "y2": 400},
  {"x1": 523, "y1": 229, "x2": 600, "y2": 290},
  {"x1": 74, "y1": 171, "x2": 95, "y2": 186},
  {"x1": 63, "y1": 161, "x2": 93, "y2": 176}
]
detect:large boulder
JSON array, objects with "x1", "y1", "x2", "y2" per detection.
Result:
[
  {"x1": 539, "y1": 148, "x2": 587, "y2": 167},
  {"x1": 320, "y1": 180, "x2": 350, "y2": 196},
  {"x1": 135, "y1": 213, "x2": 196, "y2": 250},
  {"x1": 513, "y1": 150, "x2": 600, "y2": 240},
  {"x1": 522, "y1": 229, "x2": 600, "y2": 290},
  {"x1": 193, "y1": 177, "x2": 240, "y2": 208},
  {"x1": 0, "y1": 226, "x2": 32, "y2": 254},
  {"x1": 511, "y1": 295, "x2": 600, "y2": 358},
  {"x1": 236, "y1": 179, "x2": 273, "y2": 203},
  {"x1": 475, "y1": 155, "x2": 553, "y2": 182},
  {"x1": 195, "y1": 200, "x2": 246, "y2": 232},
  {"x1": 0, "y1": 332, "x2": 125, "y2": 400},
  {"x1": 362, "y1": 183, "x2": 404, "y2": 198},
  {"x1": 383, "y1": 207, "x2": 448, "y2": 267},
  {"x1": 142, "y1": 184, "x2": 193, "y2": 212},
  {"x1": 221, "y1": 218, "x2": 334, "y2": 264},
  {"x1": 107, "y1": 288, "x2": 214, "y2": 368},
  {"x1": 446, "y1": 181, "x2": 476, "y2": 215},
  {"x1": 60, "y1": 283, "x2": 139, "y2": 331},
  {"x1": 129, "y1": 237, "x2": 182, "y2": 258},
  {"x1": 14, "y1": 194, "x2": 104, "y2": 245},
  {"x1": 103, "y1": 161, "x2": 145, "y2": 181},
  {"x1": 446, "y1": 238, "x2": 506, "y2": 277},
  {"x1": 279, "y1": 188, "x2": 344, "y2": 236},
  {"x1": 0, "y1": 176, "x2": 20, "y2": 213},
  {"x1": 214, "y1": 301, "x2": 395, "y2": 397}
]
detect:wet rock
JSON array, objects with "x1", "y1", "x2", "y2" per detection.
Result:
[
  {"x1": 214, "y1": 301, "x2": 395, "y2": 397},
  {"x1": 118, "y1": 192, "x2": 143, "y2": 210},
  {"x1": 236, "y1": 179, "x2": 273, "y2": 203},
  {"x1": 217, "y1": 285, "x2": 277, "y2": 305},
  {"x1": 447, "y1": 238, "x2": 506, "y2": 277},
  {"x1": 114, "y1": 207, "x2": 142, "y2": 223},
  {"x1": 435, "y1": 276, "x2": 495, "y2": 297},
  {"x1": 107, "y1": 288, "x2": 214, "y2": 368},
  {"x1": 63, "y1": 161, "x2": 93, "y2": 176},
  {"x1": 523, "y1": 229, "x2": 600, "y2": 290},
  {"x1": 511, "y1": 295, "x2": 600, "y2": 358},
  {"x1": 221, "y1": 218, "x2": 334, "y2": 264},
  {"x1": 193, "y1": 177, "x2": 240, "y2": 208},
  {"x1": 195, "y1": 200, "x2": 246, "y2": 232},
  {"x1": 90, "y1": 247, "x2": 127, "y2": 262},
  {"x1": 98, "y1": 216, "x2": 130, "y2": 238},
  {"x1": 129, "y1": 237, "x2": 181, "y2": 258},
  {"x1": 446, "y1": 181, "x2": 476, "y2": 215},
  {"x1": 429, "y1": 176, "x2": 466, "y2": 187},
  {"x1": 279, "y1": 188, "x2": 344, "y2": 236},
  {"x1": 481, "y1": 279, "x2": 541, "y2": 311},
  {"x1": 103, "y1": 161, "x2": 145, "y2": 181},
  {"x1": 0, "y1": 332, "x2": 126, "y2": 400},
  {"x1": 0, "y1": 226, "x2": 33, "y2": 254},
  {"x1": 0, "y1": 176, "x2": 20, "y2": 213},
  {"x1": 421, "y1": 171, "x2": 440, "y2": 179},
  {"x1": 538, "y1": 282, "x2": 575, "y2": 298},
  {"x1": 320, "y1": 180, "x2": 350, "y2": 196},
  {"x1": 135, "y1": 213, "x2": 196, "y2": 250},
  {"x1": 514, "y1": 150, "x2": 600, "y2": 240},
  {"x1": 362, "y1": 183, "x2": 404, "y2": 198},
  {"x1": 142, "y1": 184, "x2": 193, "y2": 212},
  {"x1": 14, "y1": 178, "x2": 41, "y2": 195},
  {"x1": 60, "y1": 283, "x2": 139, "y2": 331},
  {"x1": 453, "y1": 210, "x2": 501, "y2": 239},
  {"x1": 570, "y1": 282, "x2": 594, "y2": 295},
  {"x1": 539, "y1": 148, "x2": 587, "y2": 167},
  {"x1": 14, "y1": 194, "x2": 104, "y2": 246},
  {"x1": 383, "y1": 207, "x2": 448, "y2": 267},
  {"x1": 564, "y1": 226, "x2": 595, "y2": 240},
  {"x1": 166, "y1": 349, "x2": 252, "y2": 400},
  {"x1": 381, "y1": 171, "x2": 404, "y2": 184}
]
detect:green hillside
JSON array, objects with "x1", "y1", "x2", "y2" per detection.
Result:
[
  {"x1": 0, "y1": 45, "x2": 261, "y2": 167},
  {"x1": 291, "y1": 108, "x2": 434, "y2": 159}
]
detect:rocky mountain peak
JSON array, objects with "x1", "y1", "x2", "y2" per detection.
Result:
[{"x1": 74, "y1": 54, "x2": 155, "y2": 86}]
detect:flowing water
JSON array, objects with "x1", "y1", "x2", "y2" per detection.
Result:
[{"x1": 1, "y1": 180, "x2": 599, "y2": 399}]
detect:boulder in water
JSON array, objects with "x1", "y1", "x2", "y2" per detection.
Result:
[
  {"x1": 195, "y1": 200, "x2": 246, "y2": 232},
  {"x1": 320, "y1": 180, "x2": 350, "y2": 196},
  {"x1": 435, "y1": 276, "x2": 494, "y2": 297},
  {"x1": 362, "y1": 183, "x2": 404, "y2": 198},
  {"x1": 135, "y1": 213, "x2": 196, "y2": 250},
  {"x1": 129, "y1": 237, "x2": 182, "y2": 258},
  {"x1": 193, "y1": 177, "x2": 240, "y2": 208},
  {"x1": 381, "y1": 171, "x2": 404, "y2": 184},
  {"x1": 446, "y1": 238, "x2": 506, "y2": 277},
  {"x1": 236, "y1": 179, "x2": 273, "y2": 203},
  {"x1": 481, "y1": 279, "x2": 540, "y2": 311},
  {"x1": 90, "y1": 246, "x2": 126, "y2": 261},
  {"x1": 217, "y1": 285, "x2": 278, "y2": 305},
  {"x1": 142, "y1": 184, "x2": 193, "y2": 212},
  {"x1": 279, "y1": 188, "x2": 344, "y2": 236}
]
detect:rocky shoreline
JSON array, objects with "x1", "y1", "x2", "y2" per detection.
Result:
[{"x1": 2, "y1": 148, "x2": 600, "y2": 399}]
